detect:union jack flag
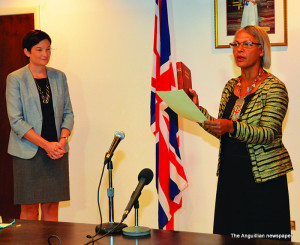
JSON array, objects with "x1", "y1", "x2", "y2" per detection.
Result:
[{"x1": 150, "y1": 0, "x2": 188, "y2": 230}]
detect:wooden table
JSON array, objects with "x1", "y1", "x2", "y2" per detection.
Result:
[{"x1": 0, "y1": 219, "x2": 299, "y2": 245}]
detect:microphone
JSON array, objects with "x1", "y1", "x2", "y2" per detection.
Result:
[
  {"x1": 105, "y1": 131, "x2": 125, "y2": 164},
  {"x1": 122, "y1": 168, "x2": 154, "y2": 221}
]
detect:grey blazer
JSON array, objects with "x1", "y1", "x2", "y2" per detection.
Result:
[{"x1": 6, "y1": 65, "x2": 74, "y2": 159}]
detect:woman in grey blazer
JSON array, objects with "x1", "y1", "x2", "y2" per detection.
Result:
[{"x1": 6, "y1": 30, "x2": 74, "y2": 221}]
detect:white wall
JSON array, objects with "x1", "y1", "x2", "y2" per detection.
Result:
[{"x1": 1, "y1": 0, "x2": 300, "y2": 242}]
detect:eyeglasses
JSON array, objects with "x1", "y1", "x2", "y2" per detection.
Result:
[{"x1": 229, "y1": 41, "x2": 261, "y2": 49}]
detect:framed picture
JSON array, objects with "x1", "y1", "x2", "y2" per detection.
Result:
[{"x1": 214, "y1": 0, "x2": 287, "y2": 48}]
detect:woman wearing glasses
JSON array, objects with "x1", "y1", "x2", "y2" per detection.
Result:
[
  {"x1": 190, "y1": 26, "x2": 292, "y2": 240},
  {"x1": 6, "y1": 30, "x2": 74, "y2": 221}
]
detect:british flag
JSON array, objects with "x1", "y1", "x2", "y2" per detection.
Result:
[{"x1": 150, "y1": 0, "x2": 188, "y2": 230}]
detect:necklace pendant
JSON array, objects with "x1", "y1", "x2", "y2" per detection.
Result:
[
  {"x1": 231, "y1": 70, "x2": 265, "y2": 121},
  {"x1": 230, "y1": 97, "x2": 245, "y2": 121},
  {"x1": 236, "y1": 97, "x2": 244, "y2": 105}
]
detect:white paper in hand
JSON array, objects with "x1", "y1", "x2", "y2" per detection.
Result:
[{"x1": 156, "y1": 90, "x2": 207, "y2": 123}]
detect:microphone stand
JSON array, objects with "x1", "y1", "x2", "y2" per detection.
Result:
[
  {"x1": 95, "y1": 159, "x2": 127, "y2": 234},
  {"x1": 122, "y1": 200, "x2": 151, "y2": 237}
]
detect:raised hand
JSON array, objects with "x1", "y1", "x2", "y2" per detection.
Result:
[{"x1": 189, "y1": 88, "x2": 200, "y2": 108}]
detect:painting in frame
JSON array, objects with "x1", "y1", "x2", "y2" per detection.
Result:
[{"x1": 214, "y1": 0, "x2": 287, "y2": 48}]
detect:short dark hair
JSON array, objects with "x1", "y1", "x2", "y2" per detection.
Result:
[{"x1": 22, "y1": 30, "x2": 52, "y2": 52}]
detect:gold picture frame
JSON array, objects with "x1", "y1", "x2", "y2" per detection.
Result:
[{"x1": 214, "y1": 0, "x2": 287, "y2": 48}]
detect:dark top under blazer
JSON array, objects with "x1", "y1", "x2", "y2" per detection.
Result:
[
  {"x1": 199, "y1": 74, "x2": 293, "y2": 183},
  {"x1": 6, "y1": 65, "x2": 74, "y2": 159}
]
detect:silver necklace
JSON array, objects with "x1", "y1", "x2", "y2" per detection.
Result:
[{"x1": 230, "y1": 70, "x2": 265, "y2": 121}]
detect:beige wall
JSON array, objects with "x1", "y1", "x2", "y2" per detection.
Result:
[{"x1": 1, "y1": 0, "x2": 299, "y2": 241}]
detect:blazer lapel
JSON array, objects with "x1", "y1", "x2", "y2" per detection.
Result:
[
  {"x1": 25, "y1": 66, "x2": 42, "y2": 115},
  {"x1": 241, "y1": 76, "x2": 271, "y2": 120},
  {"x1": 47, "y1": 68, "x2": 58, "y2": 115},
  {"x1": 219, "y1": 79, "x2": 237, "y2": 119}
]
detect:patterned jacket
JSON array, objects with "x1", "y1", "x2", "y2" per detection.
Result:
[{"x1": 199, "y1": 74, "x2": 293, "y2": 183}]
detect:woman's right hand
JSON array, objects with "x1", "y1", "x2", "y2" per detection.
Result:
[{"x1": 203, "y1": 119, "x2": 234, "y2": 136}]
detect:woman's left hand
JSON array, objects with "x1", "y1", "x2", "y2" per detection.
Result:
[
  {"x1": 46, "y1": 142, "x2": 65, "y2": 160},
  {"x1": 58, "y1": 137, "x2": 67, "y2": 149},
  {"x1": 203, "y1": 119, "x2": 234, "y2": 136},
  {"x1": 48, "y1": 139, "x2": 67, "y2": 160}
]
